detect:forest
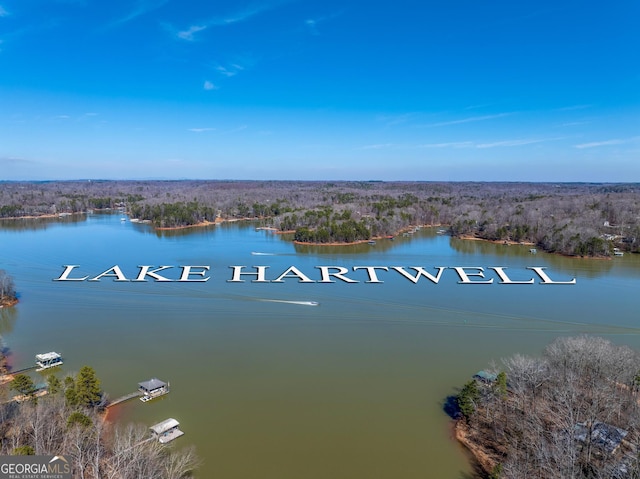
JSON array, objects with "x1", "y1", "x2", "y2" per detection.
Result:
[
  {"x1": 0, "y1": 180, "x2": 639, "y2": 256},
  {"x1": 453, "y1": 336, "x2": 640, "y2": 479}
]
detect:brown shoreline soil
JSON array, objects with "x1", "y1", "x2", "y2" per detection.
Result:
[
  {"x1": 152, "y1": 216, "x2": 270, "y2": 231},
  {"x1": 0, "y1": 213, "x2": 64, "y2": 221},
  {"x1": 0, "y1": 298, "x2": 19, "y2": 308},
  {"x1": 458, "y1": 234, "x2": 535, "y2": 246},
  {"x1": 292, "y1": 238, "x2": 384, "y2": 246},
  {"x1": 454, "y1": 419, "x2": 497, "y2": 477},
  {"x1": 291, "y1": 223, "x2": 446, "y2": 246},
  {"x1": 455, "y1": 233, "x2": 617, "y2": 259},
  {"x1": 154, "y1": 218, "x2": 222, "y2": 231}
]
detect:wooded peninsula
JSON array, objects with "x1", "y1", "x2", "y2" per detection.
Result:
[
  {"x1": 453, "y1": 336, "x2": 640, "y2": 479},
  {"x1": 1, "y1": 180, "x2": 638, "y2": 257}
]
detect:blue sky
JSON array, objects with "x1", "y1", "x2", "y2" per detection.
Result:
[{"x1": 0, "y1": 0, "x2": 638, "y2": 181}]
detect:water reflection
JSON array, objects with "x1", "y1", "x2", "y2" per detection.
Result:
[
  {"x1": 0, "y1": 214, "x2": 87, "y2": 231},
  {"x1": 0, "y1": 305, "x2": 17, "y2": 337}
]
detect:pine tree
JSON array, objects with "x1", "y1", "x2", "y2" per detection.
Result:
[
  {"x1": 74, "y1": 366, "x2": 102, "y2": 408},
  {"x1": 10, "y1": 374, "x2": 35, "y2": 398},
  {"x1": 457, "y1": 380, "x2": 480, "y2": 419}
]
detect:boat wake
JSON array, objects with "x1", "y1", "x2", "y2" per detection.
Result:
[
  {"x1": 258, "y1": 299, "x2": 319, "y2": 306},
  {"x1": 251, "y1": 252, "x2": 276, "y2": 256}
]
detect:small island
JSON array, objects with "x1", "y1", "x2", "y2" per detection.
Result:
[
  {"x1": 451, "y1": 336, "x2": 640, "y2": 478},
  {"x1": 0, "y1": 270, "x2": 18, "y2": 308}
]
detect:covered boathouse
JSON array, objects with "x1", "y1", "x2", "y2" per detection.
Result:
[
  {"x1": 138, "y1": 378, "x2": 169, "y2": 402},
  {"x1": 150, "y1": 418, "x2": 184, "y2": 444},
  {"x1": 35, "y1": 352, "x2": 63, "y2": 371}
]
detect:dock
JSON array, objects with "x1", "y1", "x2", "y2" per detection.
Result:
[
  {"x1": 106, "y1": 391, "x2": 143, "y2": 408},
  {"x1": 138, "y1": 378, "x2": 170, "y2": 402},
  {"x1": 5, "y1": 365, "x2": 36, "y2": 375},
  {"x1": 150, "y1": 418, "x2": 184, "y2": 444},
  {"x1": 35, "y1": 352, "x2": 63, "y2": 372}
]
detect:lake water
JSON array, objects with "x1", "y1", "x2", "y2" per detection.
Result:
[{"x1": 1, "y1": 213, "x2": 640, "y2": 478}]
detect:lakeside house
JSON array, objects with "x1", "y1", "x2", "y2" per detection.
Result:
[
  {"x1": 473, "y1": 371, "x2": 497, "y2": 383},
  {"x1": 574, "y1": 422, "x2": 629, "y2": 455}
]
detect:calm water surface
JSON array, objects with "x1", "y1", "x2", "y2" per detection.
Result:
[{"x1": 1, "y1": 214, "x2": 640, "y2": 478}]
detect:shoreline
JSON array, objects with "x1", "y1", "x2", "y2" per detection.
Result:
[
  {"x1": 0, "y1": 213, "x2": 77, "y2": 221},
  {"x1": 154, "y1": 218, "x2": 222, "y2": 231},
  {"x1": 293, "y1": 237, "x2": 385, "y2": 247},
  {"x1": 0, "y1": 212, "x2": 628, "y2": 258},
  {"x1": 0, "y1": 298, "x2": 19, "y2": 308},
  {"x1": 453, "y1": 419, "x2": 497, "y2": 476},
  {"x1": 457, "y1": 234, "x2": 535, "y2": 246}
]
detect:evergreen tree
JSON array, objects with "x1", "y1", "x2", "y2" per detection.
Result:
[
  {"x1": 67, "y1": 411, "x2": 92, "y2": 428},
  {"x1": 494, "y1": 371, "x2": 508, "y2": 398},
  {"x1": 457, "y1": 380, "x2": 480, "y2": 419},
  {"x1": 47, "y1": 374, "x2": 61, "y2": 395},
  {"x1": 74, "y1": 366, "x2": 102, "y2": 408},
  {"x1": 12, "y1": 445, "x2": 35, "y2": 455},
  {"x1": 10, "y1": 374, "x2": 35, "y2": 398}
]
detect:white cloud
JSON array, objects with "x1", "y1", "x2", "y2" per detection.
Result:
[
  {"x1": 560, "y1": 121, "x2": 590, "y2": 127},
  {"x1": 419, "y1": 141, "x2": 474, "y2": 148},
  {"x1": 203, "y1": 80, "x2": 218, "y2": 90},
  {"x1": 222, "y1": 4, "x2": 271, "y2": 24},
  {"x1": 575, "y1": 139, "x2": 626, "y2": 149},
  {"x1": 304, "y1": 11, "x2": 342, "y2": 35},
  {"x1": 418, "y1": 138, "x2": 563, "y2": 149},
  {"x1": 188, "y1": 128, "x2": 216, "y2": 133},
  {"x1": 177, "y1": 25, "x2": 207, "y2": 41},
  {"x1": 111, "y1": 0, "x2": 169, "y2": 27},
  {"x1": 476, "y1": 138, "x2": 549, "y2": 148},
  {"x1": 376, "y1": 112, "x2": 417, "y2": 126},
  {"x1": 425, "y1": 113, "x2": 513, "y2": 127},
  {"x1": 0, "y1": 5, "x2": 9, "y2": 17},
  {"x1": 171, "y1": 1, "x2": 290, "y2": 41},
  {"x1": 223, "y1": 125, "x2": 248, "y2": 134},
  {"x1": 554, "y1": 104, "x2": 592, "y2": 112},
  {"x1": 216, "y1": 63, "x2": 244, "y2": 77},
  {"x1": 357, "y1": 143, "x2": 393, "y2": 150}
]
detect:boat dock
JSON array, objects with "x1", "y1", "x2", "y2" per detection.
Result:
[
  {"x1": 6, "y1": 365, "x2": 36, "y2": 375},
  {"x1": 35, "y1": 352, "x2": 63, "y2": 371},
  {"x1": 150, "y1": 418, "x2": 184, "y2": 444},
  {"x1": 138, "y1": 378, "x2": 170, "y2": 402},
  {"x1": 106, "y1": 391, "x2": 143, "y2": 408}
]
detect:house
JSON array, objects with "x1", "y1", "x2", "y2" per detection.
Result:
[
  {"x1": 473, "y1": 370, "x2": 497, "y2": 383},
  {"x1": 574, "y1": 422, "x2": 629, "y2": 454}
]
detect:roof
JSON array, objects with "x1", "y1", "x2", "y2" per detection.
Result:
[
  {"x1": 473, "y1": 371, "x2": 497, "y2": 382},
  {"x1": 574, "y1": 422, "x2": 628, "y2": 453},
  {"x1": 35, "y1": 352, "x2": 61, "y2": 361},
  {"x1": 138, "y1": 378, "x2": 167, "y2": 390},
  {"x1": 150, "y1": 418, "x2": 180, "y2": 435}
]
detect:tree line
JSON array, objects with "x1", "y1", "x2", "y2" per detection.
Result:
[{"x1": 1, "y1": 181, "x2": 639, "y2": 256}]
